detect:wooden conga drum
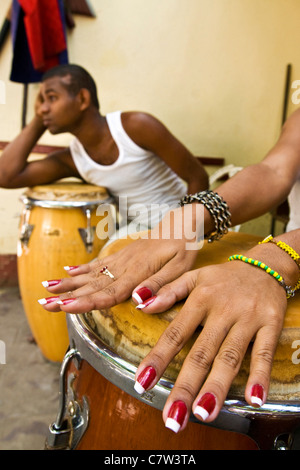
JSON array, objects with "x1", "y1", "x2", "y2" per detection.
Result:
[
  {"x1": 17, "y1": 182, "x2": 115, "y2": 362},
  {"x1": 46, "y1": 232, "x2": 300, "y2": 450}
]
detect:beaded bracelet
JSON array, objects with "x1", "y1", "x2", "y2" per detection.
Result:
[
  {"x1": 180, "y1": 190, "x2": 231, "y2": 243},
  {"x1": 228, "y1": 254, "x2": 297, "y2": 298},
  {"x1": 259, "y1": 235, "x2": 300, "y2": 269}
]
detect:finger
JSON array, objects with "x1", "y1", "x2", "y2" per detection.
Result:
[
  {"x1": 132, "y1": 270, "x2": 199, "y2": 313},
  {"x1": 43, "y1": 268, "x2": 149, "y2": 314},
  {"x1": 38, "y1": 260, "x2": 113, "y2": 310},
  {"x1": 131, "y1": 251, "x2": 198, "y2": 308},
  {"x1": 161, "y1": 313, "x2": 242, "y2": 433},
  {"x1": 191, "y1": 322, "x2": 255, "y2": 423},
  {"x1": 40, "y1": 258, "x2": 109, "y2": 294},
  {"x1": 64, "y1": 255, "x2": 108, "y2": 275},
  {"x1": 245, "y1": 322, "x2": 284, "y2": 408},
  {"x1": 133, "y1": 290, "x2": 208, "y2": 391},
  {"x1": 133, "y1": 287, "x2": 226, "y2": 426},
  {"x1": 38, "y1": 296, "x2": 63, "y2": 312}
]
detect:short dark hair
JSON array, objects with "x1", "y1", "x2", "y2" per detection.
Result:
[{"x1": 42, "y1": 64, "x2": 100, "y2": 109}]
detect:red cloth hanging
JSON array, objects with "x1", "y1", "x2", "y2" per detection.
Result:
[{"x1": 18, "y1": 0, "x2": 67, "y2": 72}]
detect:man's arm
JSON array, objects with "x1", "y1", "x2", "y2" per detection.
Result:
[
  {"x1": 0, "y1": 116, "x2": 79, "y2": 188},
  {"x1": 121, "y1": 111, "x2": 209, "y2": 192}
]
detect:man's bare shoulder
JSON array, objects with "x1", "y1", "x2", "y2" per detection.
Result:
[
  {"x1": 120, "y1": 111, "x2": 168, "y2": 145},
  {"x1": 121, "y1": 111, "x2": 161, "y2": 129}
]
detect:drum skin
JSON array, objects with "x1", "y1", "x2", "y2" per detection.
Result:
[
  {"x1": 68, "y1": 230, "x2": 300, "y2": 450},
  {"x1": 17, "y1": 182, "x2": 114, "y2": 362}
]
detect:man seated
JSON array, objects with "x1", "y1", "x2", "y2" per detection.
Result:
[{"x1": 0, "y1": 63, "x2": 208, "y2": 234}]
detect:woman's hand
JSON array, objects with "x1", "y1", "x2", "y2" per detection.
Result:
[
  {"x1": 38, "y1": 206, "x2": 204, "y2": 312},
  {"x1": 132, "y1": 258, "x2": 287, "y2": 432}
]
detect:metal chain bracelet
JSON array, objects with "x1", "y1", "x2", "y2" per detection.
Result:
[{"x1": 179, "y1": 190, "x2": 232, "y2": 242}]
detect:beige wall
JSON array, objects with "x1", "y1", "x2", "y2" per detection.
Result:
[{"x1": 0, "y1": 0, "x2": 299, "y2": 253}]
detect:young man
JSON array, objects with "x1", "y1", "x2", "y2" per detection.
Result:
[{"x1": 0, "y1": 64, "x2": 208, "y2": 232}]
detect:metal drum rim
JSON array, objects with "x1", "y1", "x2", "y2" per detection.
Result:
[{"x1": 20, "y1": 194, "x2": 115, "y2": 209}]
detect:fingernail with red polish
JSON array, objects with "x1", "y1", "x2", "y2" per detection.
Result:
[
  {"x1": 56, "y1": 298, "x2": 76, "y2": 306},
  {"x1": 132, "y1": 287, "x2": 153, "y2": 304},
  {"x1": 38, "y1": 297, "x2": 59, "y2": 305},
  {"x1": 136, "y1": 296, "x2": 157, "y2": 310},
  {"x1": 165, "y1": 400, "x2": 187, "y2": 433},
  {"x1": 134, "y1": 366, "x2": 156, "y2": 394},
  {"x1": 194, "y1": 393, "x2": 216, "y2": 421},
  {"x1": 42, "y1": 280, "x2": 61, "y2": 288},
  {"x1": 64, "y1": 265, "x2": 79, "y2": 271},
  {"x1": 251, "y1": 384, "x2": 264, "y2": 407}
]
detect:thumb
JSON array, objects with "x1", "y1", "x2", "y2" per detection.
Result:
[{"x1": 132, "y1": 269, "x2": 198, "y2": 314}]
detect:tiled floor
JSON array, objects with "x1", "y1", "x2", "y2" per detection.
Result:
[{"x1": 0, "y1": 287, "x2": 61, "y2": 450}]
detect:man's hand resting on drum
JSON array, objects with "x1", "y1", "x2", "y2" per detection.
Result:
[{"x1": 131, "y1": 229, "x2": 300, "y2": 430}]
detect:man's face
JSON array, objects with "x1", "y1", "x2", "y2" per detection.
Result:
[{"x1": 38, "y1": 76, "x2": 82, "y2": 134}]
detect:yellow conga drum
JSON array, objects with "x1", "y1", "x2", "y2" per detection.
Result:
[
  {"x1": 46, "y1": 232, "x2": 300, "y2": 450},
  {"x1": 17, "y1": 182, "x2": 115, "y2": 362}
]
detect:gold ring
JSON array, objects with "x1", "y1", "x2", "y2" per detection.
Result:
[{"x1": 100, "y1": 266, "x2": 115, "y2": 279}]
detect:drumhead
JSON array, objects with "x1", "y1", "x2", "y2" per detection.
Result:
[{"x1": 20, "y1": 182, "x2": 114, "y2": 208}]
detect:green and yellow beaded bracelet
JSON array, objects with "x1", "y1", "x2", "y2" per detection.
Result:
[{"x1": 228, "y1": 254, "x2": 297, "y2": 298}]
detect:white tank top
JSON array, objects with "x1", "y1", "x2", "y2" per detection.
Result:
[
  {"x1": 286, "y1": 179, "x2": 300, "y2": 231},
  {"x1": 69, "y1": 111, "x2": 187, "y2": 227}
]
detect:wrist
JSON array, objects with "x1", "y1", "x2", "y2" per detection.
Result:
[
  {"x1": 243, "y1": 243, "x2": 299, "y2": 294},
  {"x1": 31, "y1": 115, "x2": 47, "y2": 135},
  {"x1": 180, "y1": 190, "x2": 231, "y2": 242}
]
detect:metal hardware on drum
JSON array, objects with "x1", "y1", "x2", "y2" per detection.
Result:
[
  {"x1": 78, "y1": 207, "x2": 96, "y2": 253},
  {"x1": 45, "y1": 348, "x2": 89, "y2": 450},
  {"x1": 19, "y1": 202, "x2": 34, "y2": 247},
  {"x1": 19, "y1": 195, "x2": 101, "y2": 252}
]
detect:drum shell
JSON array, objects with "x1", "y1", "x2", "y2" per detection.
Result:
[
  {"x1": 17, "y1": 184, "x2": 114, "y2": 362},
  {"x1": 70, "y1": 358, "x2": 258, "y2": 450}
]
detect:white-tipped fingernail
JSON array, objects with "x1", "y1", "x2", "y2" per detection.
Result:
[
  {"x1": 135, "y1": 296, "x2": 156, "y2": 310},
  {"x1": 64, "y1": 265, "x2": 79, "y2": 271},
  {"x1": 132, "y1": 287, "x2": 152, "y2": 304},
  {"x1": 42, "y1": 280, "x2": 61, "y2": 287},
  {"x1": 165, "y1": 401, "x2": 187, "y2": 433},
  {"x1": 194, "y1": 393, "x2": 216, "y2": 422},
  {"x1": 251, "y1": 396, "x2": 263, "y2": 407},
  {"x1": 38, "y1": 296, "x2": 58, "y2": 305},
  {"x1": 250, "y1": 384, "x2": 264, "y2": 408},
  {"x1": 134, "y1": 381, "x2": 145, "y2": 394},
  {"x1": 194, "y1": 406, "x2": 209, "y2": 421},
  {"x1": 56, "y1": 298, "x2": 76, "y2": 306},
  {"x1": 134, "y1": 366, "x2": 156, "y2": 395},
  {"x1": 165, "y1": 418, "x2": 181, "y2": 433}
]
